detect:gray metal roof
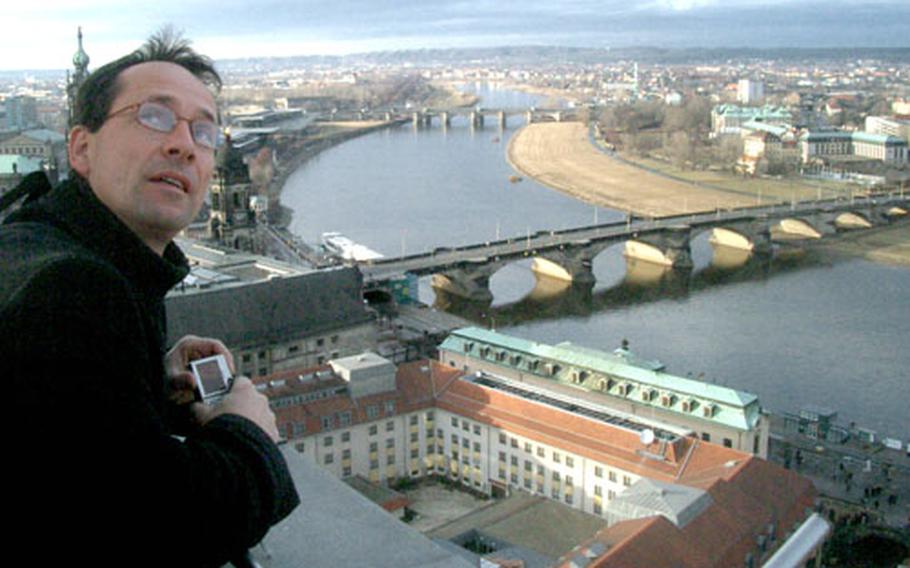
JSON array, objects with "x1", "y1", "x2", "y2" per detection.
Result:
[
  {"x1": 604, "y1": 478, "x2": 712, "y2": 529},
  {"x1": 166, "y1": 267, "x2": 373, "y2": 347}
]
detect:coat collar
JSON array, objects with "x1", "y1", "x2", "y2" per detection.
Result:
[{"x1": 9, "y1": 175, "x2": 190, "y2": 299}]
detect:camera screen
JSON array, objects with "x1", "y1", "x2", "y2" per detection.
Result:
[{"x1": 196, "y1": 359, "x2": 228, "y2": 395}]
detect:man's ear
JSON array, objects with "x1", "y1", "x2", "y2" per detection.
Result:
[{"x1": 68, "y1": 125, "x2": 92, "y2": 178}]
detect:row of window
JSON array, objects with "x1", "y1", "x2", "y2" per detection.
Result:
[
  {"x1": 450, "y1": 416, "x2": 482, "y2": 436},
  {"x1": 499, "y1": 433, "x2": 581, "y2": 468},
  {"x1": 0, "y1": 146, "x2": 48, "y2": 156}
]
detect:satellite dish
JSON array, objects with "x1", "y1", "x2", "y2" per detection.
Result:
[{"x1": 640, "y1": 429, "x2": 655, "y2": 445}]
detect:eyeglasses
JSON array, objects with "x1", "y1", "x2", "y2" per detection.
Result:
[{"x1": 106, "y1": 100, "x2": 222, "y2": 150}]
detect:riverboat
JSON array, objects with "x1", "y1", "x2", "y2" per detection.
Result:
[{"x1": 321, "y1": 232, "x2": 384, "y2": 262}]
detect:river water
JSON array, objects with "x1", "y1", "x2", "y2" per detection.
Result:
[{"x1": 281, "y1": 83, "x2": 910, "y2": 438}]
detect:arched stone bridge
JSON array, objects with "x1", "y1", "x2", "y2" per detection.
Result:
[
  {"x1": 359, "y1": 194, "x2": 909, "y2": 302},
  {"x1": 331, "y1": 107, "x2": 574, "y2": 127}
]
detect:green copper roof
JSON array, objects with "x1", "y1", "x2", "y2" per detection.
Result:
[
  {"x1": 712, "y1": 104, "x2": 791, "y2": 120},
  {"x1": 440, "y1": 327, "x2": 762, "y2": 431},
  {"x1": 742, "y1": 120, "x2": 790, "y2": 139},
  {"x1": 800, "y1": 130, "x2": 908, "y2": 146}
]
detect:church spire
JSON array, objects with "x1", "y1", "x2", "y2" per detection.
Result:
[{"x1": 66, "y1": 27, "x2": 91, "y2": 134}]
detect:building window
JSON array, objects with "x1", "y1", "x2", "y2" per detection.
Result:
[
  {"x1": 369, "y1": 425, "x2": 378, "y2": 436},
  {"x1": 473, "y1": 442, "x2": 481, "y2": 452},
  {"x1": 609, "y1": 471, "x2": 617, "y2": 483},
  {"x1": 451, "y1": 417, "x2": 459, "y2": 428},
  {"x1": 385, "y1": 401, "x2": 396, "y2": 415},
  {"x1": 566, "y1": 456, "x2": 574, "y2": 468},
  {"x1": 386, "y1": 421, "x2": 394, "y2": 432},
  {"x1": 510, "y1": 438, "x2": 518, "y2": 449},
  {"x1": 409, "y1": 415, "x2": 418, "y2": 426},
  {"x1": 386, "y1": 438, "x2": 395, "y2": 449},
  {"x1": 342, "y1": 449, "x2": 351, "y2": 459},
  {"x1": 499, "y1": 452, "x2": 506, "y2": 463},
  {"x1": 537, "y1": 447, "x2": 545, "y2": 458},
  {"x1": 595, "y1": 466, "x2": 603, "y2": 478},
  {"x1": 342, "y1": 466, "x2": 352, "y2": 477},
  {"x1": 369, "y1": 441, "x2": 378, "y2": 452},
  {"x1": 623, "y1": 475, "x2": 632, "y2": 487},
  {"x1": 367, "y1": 405, "x2": 379, "y2": 420},
  {"x1": 524, "y1": 442, "x2": 532, "y2": 453},
  {"x1": 510, "y1": 456, "x2": 518, "y2": 466},
  {"x1": 723, "y1": 438, "x2": 733, "y2": 448},
  {"x1": 553, "y1": 452, "x2": 561, "y2": 464},
  {"x1": 341, "y1": 431, "x2": 350, "y2": 443},
  {"x1": 702, "y1": 432, "x2": 711, "y2": 442},
  {"x1": 324, "y1": 436, "x2": 333, "y2": 447},
  {"x1": 499, "y1": 433, "x2": 507, "y2": 444},
  {"x1": 410, "y1": 432, "x2": 419, "y2": 443},
  {"x1": 387, "y1": 454, "x2": 396, "y2": 465},
  {"x1": 324, "y1": 454, "x2": 334, "y2": 465},
  {"x1": 473, "y1": 424, "x2": 481, "y2": 435},
  {"x1": 594, "y1": 486, "x2": 602, "y2": 496}
]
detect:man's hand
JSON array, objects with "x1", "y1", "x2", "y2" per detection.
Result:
[
  {"x1": 193, "y1": 377, "x2": 281, "y2": 442},
  {"x1": 165, "y1": 335, "x2": 234, "y2": 405}
]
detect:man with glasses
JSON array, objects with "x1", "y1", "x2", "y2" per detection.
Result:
[{"x1": 1, "y1": 31, "x2": 299, "y2": 565}]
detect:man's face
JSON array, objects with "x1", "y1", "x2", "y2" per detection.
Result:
[{"x1": 69, "y1": 61, "x2": 218, "y2": 255}]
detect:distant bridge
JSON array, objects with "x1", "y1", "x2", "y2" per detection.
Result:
[
  {"x1": 327, "y1": 106, "x2": 575, "y2": 127},
  {"x1": 359, "y1": 194, "x2": 909, "y2": 302}
]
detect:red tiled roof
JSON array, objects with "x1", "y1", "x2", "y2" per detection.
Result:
[
  {"x1": 433, "y1": 371, "x2": 749, "y2": 482},
  {"x1": 558, "y1": 457, "x2": 816, "y2": 568}
]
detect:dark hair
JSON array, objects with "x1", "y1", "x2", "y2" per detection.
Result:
[{"x1": 73, "y1": 27, "x2": 222, "y2": 133}]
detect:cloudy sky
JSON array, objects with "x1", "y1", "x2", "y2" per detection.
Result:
[{"x1": 3, "y1": 0, "x2": 908, "y2": 70}]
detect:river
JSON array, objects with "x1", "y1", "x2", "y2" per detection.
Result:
[{"x1": 280, "y1": 83, "x2": 910, "y2": 438}]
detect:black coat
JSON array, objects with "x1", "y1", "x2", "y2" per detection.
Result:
[{"x1": 1, "y1": 175, "x2": 299, "y2": 566}]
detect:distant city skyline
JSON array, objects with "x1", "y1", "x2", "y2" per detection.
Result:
[{"x1": 3, "y1": 0, "x2": 909, "y2": 71}]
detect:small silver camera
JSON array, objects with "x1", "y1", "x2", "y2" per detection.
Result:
[{"x1": 190, "y1": 354, "x2": 233, "y2": 404}]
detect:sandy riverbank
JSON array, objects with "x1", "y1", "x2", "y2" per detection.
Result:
[{"x1": 507, "y1": 122, "x2": 749, "y2": 217}]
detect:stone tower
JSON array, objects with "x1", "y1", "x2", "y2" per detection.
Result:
[
  {"x1": 66, "y1": 27, "x2": 91, "y2": 133},
  {"x1": 208, "y1": 134, "x2": 256, "y2": 251}
]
